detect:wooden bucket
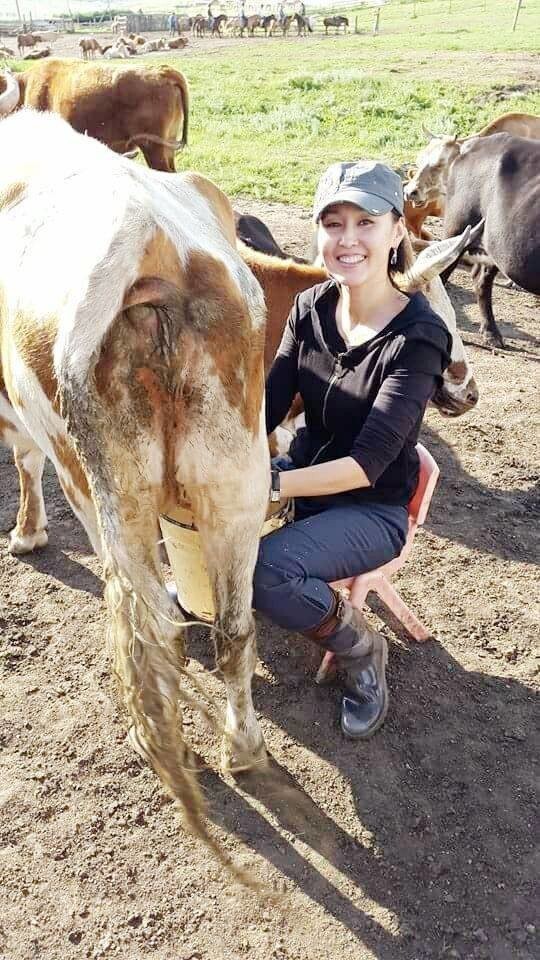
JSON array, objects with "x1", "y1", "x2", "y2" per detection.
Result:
[{"x1": 160, "y1": 500, "x2": 292, "y2": 622}]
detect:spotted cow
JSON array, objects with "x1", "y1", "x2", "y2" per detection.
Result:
[{"x1": 0, "y1": 109, "x2": 269, "y2": 868}]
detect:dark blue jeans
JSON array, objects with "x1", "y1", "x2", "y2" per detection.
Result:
[{"x1": 253, "y1": 457, "x2": 408, "y2": 634}]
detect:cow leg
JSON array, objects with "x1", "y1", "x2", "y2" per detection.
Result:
[
  {"x1": 472, "y1": 263, "x2": 504, "y2": 347},
  {"x1": 191, "y1": 483, "x2": 267, "y2": 775},
  {"x1": 10, "y1": 442, "x2": 48, "y2": 554},
  {"x1": 0, "y1": 394, "x2": 48, "y2": 554}
]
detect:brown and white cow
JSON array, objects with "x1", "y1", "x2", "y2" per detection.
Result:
[
  {"x1": 0, "y1": 59, "x2": 188, "y2": 173},
  {"x1": 102, "y1": 42, "x2": 131, "y2": 59},
  {"x1": 0, "y1": 109, "x2": 269, "y2": 870}
]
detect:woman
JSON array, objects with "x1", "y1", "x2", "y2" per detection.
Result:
[{"x1": 253, "y1": 160, "x2": 452, "y2": 740}]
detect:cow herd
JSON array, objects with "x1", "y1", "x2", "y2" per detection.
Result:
[
  {"x1": 80, "y1": 33, "x2": 188, "y2": 60},
  {"x1": 0, "y1": 48, "x2": 538, "y2": 877}
]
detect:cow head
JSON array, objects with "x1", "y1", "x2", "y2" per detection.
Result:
[
  {"x1": 403, "y1": 229, "x2": 479, "y2": 416},
  {"x1": 0, "y1": 70, "x2": 20, "y2": 118},
  {"x1": 404, "y1": 132, "x2": 462, "y2": 208}
]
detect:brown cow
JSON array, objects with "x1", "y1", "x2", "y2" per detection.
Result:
[
  {"x1": 79, "y1": 37, "x2": 102, "y2": 60},
  {"x1": 475, "y1": 112, "x2": 540, "y2": 138},
  {"x1": 167, "y1": 36, "x2": 188, "y2": 49},
  {"x1": 17, "y1": 33, "x2": 41, "y2": 55},
  {"x1": 404, "y1": 197, "x2": 443, "y2": 239},
  {"x1": 0, "y1": 59, "x2": 189, "y2": 173}
]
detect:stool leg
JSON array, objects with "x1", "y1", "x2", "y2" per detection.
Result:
[
  {"x1": 375, "y1": 577, "x2": 433, "y2": 642},
  {"x1": 315, "y1": 650, "x2": 336, "y2": 684}
]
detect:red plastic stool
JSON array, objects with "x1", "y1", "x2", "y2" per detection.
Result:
[{"x1": 316, "y1": 442, "x2": 440, "y2": 684}]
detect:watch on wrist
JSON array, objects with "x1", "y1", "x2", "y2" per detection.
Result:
[{"x1": 270, "y1": 469, "x2": 281, "y2": 502}]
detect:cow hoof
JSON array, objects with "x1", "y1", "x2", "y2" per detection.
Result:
[
  {"x1": 221, "y1": 736, "x2": 267, "y2": 776},
  {"x1": 9, "y1": 527, "x2": 48, "y2": 555},
  {"x1": 483, "y1": 331, "x2": 505, "y2": 350}
]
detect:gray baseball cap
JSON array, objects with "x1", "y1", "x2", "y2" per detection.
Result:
[{"x1": 313, "y1": 160, "x2": 404, "y2": 221}]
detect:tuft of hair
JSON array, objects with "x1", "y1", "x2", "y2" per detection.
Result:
[{"x1": 105, "y1": 565, "x2": 279, "y2": 897}]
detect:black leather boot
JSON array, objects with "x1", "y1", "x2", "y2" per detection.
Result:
[
  {"x1": 336, "y1": 610, "x2": 389, "y2": 740},
  {"x1": 305, "y1": 592, "x2": 389, "y2": 740}
]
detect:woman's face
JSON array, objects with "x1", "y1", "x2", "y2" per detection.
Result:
[{"x1": 317, "y1": 202, "x2": 404, "y2": 288}]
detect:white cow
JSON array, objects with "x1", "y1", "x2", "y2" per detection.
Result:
[{"x1": 102, "y1": 42, "x2": 130, "y2": 59}]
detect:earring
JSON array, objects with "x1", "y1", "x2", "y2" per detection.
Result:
[{"x1": 391, "y1": 248, "x2": 398, "y2": 267}]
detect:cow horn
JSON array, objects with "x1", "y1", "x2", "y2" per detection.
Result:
[
  {"x1": 0, "y1": 69, "x2": 20, "y2": 117},
  {"x1": 406, "y1": 220, "x2": 485, "y2": 285},
  {"x1": 422, "y1": 123, "x2": 441, "y2": 141}
]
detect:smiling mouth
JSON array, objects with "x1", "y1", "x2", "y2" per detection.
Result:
[{"x1": 337, "y1": 255, "x2": 366, "y2": 265}]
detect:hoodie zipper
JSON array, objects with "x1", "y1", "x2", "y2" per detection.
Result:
[{"x1": 308, "y1": 352, "x2": 347, "y2": 466}]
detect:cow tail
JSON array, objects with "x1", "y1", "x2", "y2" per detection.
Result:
[
  {"x1": 158, "y1": 66, "x2": 189, "y2": 148},
  {"x1": 106, "y1": 571, "x2": 277, "y2": 896}
]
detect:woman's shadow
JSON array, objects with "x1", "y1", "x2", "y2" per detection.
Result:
[
  {"x1": 420, "y1": 422, "x2": 539, "y2": 565},
  {"x1": 448, "y1": 278, "x2": 540, "y2": 354},
  {"x1": 189, "y1": 622, "x2": 537, "y2": 959}
]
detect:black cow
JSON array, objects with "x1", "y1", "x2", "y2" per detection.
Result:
[
  {"x1": 234, "y1": 211, "x2": 308, "y2": 263},
  {"x1": 441, "y1": 133, "x2": 540, "y2": 347}
]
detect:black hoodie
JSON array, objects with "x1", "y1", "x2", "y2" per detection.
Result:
[{"x1": 266, "y1": 280, "x2": 452, "y2": 507}]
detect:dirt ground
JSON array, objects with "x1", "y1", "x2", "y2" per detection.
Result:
[{"x1": 1, "y1": 193, "x2": 539, "y2": 960}]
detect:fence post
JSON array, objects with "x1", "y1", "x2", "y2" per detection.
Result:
[
  {"x1": 373, "y1": 7, "x2": 380, "y2": 34},
  {"x1": 512, "y1": 0, "x2": 523, "y2": 31},
  {"x1": 354, "y1": 14, "x2": 358, "y2": 34}
]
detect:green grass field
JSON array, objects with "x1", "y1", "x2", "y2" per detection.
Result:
[{"x1": 11, "y1": 0, "x2": 540, "y2": 204}]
